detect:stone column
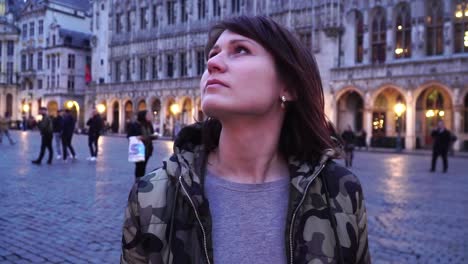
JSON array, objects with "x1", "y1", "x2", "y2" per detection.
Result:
[
  {"x1": 405, "y1": 92, "x2": 416, "y2": 150},
  {"x1": 119, "y1": 99, "x2": 125, "y2": 133},
  {"x1": 364, "y1": 108, "x2": 372, "y2": 147},
  {"x1": 453, "y1": 105, "x2": 462, "y2": 151}
]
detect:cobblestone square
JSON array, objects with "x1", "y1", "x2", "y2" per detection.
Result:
[{"x1": 0, "y1": 131, "x2": 467, "y2": 263}]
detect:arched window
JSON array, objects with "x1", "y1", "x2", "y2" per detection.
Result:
[
  {"x1": 426, "y1": 0, "x2": 444, "y2": 56},
  {"x1": 356, "y1": 11, "x2": 364, "y2": 63},
  {"x1": 395, "y1": 2, "x2": 411, "y2": 58},
  {"x1": 371, "y1": 7, "x2": 386, "y2": 64},
  {"x1": 454, "y1": 0, "x2": 468, "y2": 53}
]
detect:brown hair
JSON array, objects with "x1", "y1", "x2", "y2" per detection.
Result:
[{"x1": 201, "y1": 16, "x2": 334, "y2": 164}]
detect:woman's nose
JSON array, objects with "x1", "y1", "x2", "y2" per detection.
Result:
[{"x1": 207, "y1": 53, "x2": 227, "y2": 74}]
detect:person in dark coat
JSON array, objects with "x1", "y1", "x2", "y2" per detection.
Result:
[
  {"x1": 52, "y1": 110, "x2": 64, "y2": 159},
  {"x1": 86, "y1": 110, "x2": 103, "y2": 161},
  {"x1": 341, "y1": 125, "x2": 356, "y2": 168},
  {"x1": 62, "y1": 109, "x2": 77, "y2": 161},
  {"x1": 127, "y1": 110, "x2": 158, "y2": 178},
  {"x1": 32, "y1": 107, "x2": 53, "y2": 165},
  {"x1": 430, "y1": 120, "x2": 452, "y2": 173}
]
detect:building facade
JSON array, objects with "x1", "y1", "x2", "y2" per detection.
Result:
[
  {"x1": 87, "y1": 0, "x2": 467, "y2": 151},
  {"x1": 17, "y1": 0, "x2": 92, "y2": 128},
  {"x1": 0, "y1": 0, "x2": 22, "y2": 123}
]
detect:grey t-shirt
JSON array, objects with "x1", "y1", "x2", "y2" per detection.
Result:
[{"x1": 204, "y1": 170, "x2": 290, "y2": 264}]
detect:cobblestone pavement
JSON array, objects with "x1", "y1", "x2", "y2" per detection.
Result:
[{"x1": 0, "y1": 131, "x2": 466, "y2": 263}]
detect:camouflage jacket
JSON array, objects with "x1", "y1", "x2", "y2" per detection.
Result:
[{"x1": 121, "y1": 125, "x2": 371, "y2": 264}]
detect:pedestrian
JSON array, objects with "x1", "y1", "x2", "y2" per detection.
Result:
[
  {"x1": 121, "y1": 16, "x2": 370, "y2": 264},
  {"x1": 62, "y1": 109, "x2": 77, "y2": 162},
  {"x1": 53, "y1": 110, "x2": 64, "y2": 159},
  {"x1": 357, "y1": 128, "x2": 367, "y2": 150},
  {"x1": 126, "y1": 110, "x2": 158, "y2": 179},
  {"x1": 430, "y1": 120, "x2": 452, "y2": 173},
  {"x1": 32, "y1": 107, "x2": 53, "y2": 165},
  {"x1": 86, "y1": 109, "x2": 103, "y2": 161},
  {"x1": 341, "y1": 125, "x2": 356, "y2": 168},
  {"x1": 0, "y1": 112, "x2": 16, "y2": 145}
]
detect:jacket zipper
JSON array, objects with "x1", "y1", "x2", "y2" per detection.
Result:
[
  {"x1": 288, "y1": 163, "x2": 326, "y2": 264},
  {"x1": 179, "y1": 176, "x2": 212, "y2": 264}
]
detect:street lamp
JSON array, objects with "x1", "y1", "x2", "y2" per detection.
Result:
[
  {"x1": 22, "y1": 104, "x2": 30, "y2": 113},
  {"x1": 394, "y1": 101, "x2": 406, "y2": 153},
  {"x1": 96, "y1": 104, "x2": 106, "y2": 114}
]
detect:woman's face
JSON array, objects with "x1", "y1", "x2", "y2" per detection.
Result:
[{"x1": 200, "y1": 30, "x2": 286, "y2": 119}]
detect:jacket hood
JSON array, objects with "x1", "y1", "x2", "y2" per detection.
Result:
[{"x1": 166, "y1": 123, "x2": 342, "y2": 195}]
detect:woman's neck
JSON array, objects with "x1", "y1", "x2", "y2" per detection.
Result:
[{"x1": 208, "y1": 116, "x2": 289, "y2": 184}]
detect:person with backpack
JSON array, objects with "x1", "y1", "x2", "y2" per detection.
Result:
[
  {"x1": 86, "y1": 109, "x2": 103, "y2": 161},
  {"x1": 32, "y1": 107, "x2": 53, "y2": 165}
]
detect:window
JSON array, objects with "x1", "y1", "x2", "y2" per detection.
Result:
[
  {"x1": 68, "y1": 54, "x2": 75, "y2": 69},
  {"x1": 167, "y1": 0, "x2": 176, "y2": 25},
  {"x1": 52, "y1": 35, "x2": 56, "y2": 46},
  {"x1": 152, "y1": 5, "x2": 158, "y2": 27},
  {"x1": 38, "y1": 79, "x2": 43, "y2": 89},
  {"x1": 38, "y1": 20, "x2": 44, "y2": 35},
  {"x1": 181, "y1": 0, "x2": 188, "y2": 23},
  {"x1": 231, "y1": 0, "x2": 240, "y2": 13},
  {"x1": 454, "y1": 0, "x2": 468, "y2": 53},
  {"x1": 47, "y1": 56, "x2": 50, "y2": 69},
  {"x1": 151, "y1": 56, "x2": 158, "y2": 79},
  {"x1": 22, "y1": 24, "x2": 27, "y2": 38},
  {"x1": 126, "y1": 59, "x2": 131, "y2": 81},
  {"x1": 116, "y1": 13, "x2": 122, "y2": 33},
  {"x1": 140, "y1": 58, "x2": 147, "y2": 80},
  {"x1": 196, "y1": 50, "x2": 205, "y2": 75},
  {"x1": 198, "y1": 0, "x2": 206, "y2": 19},
  {"x1": 140, "y1": 7, "x2": 148, "y2": 29},
  {"x1": 7, "y1": 41, "x2": 13, "y2": 56},
  {"x1": 355, "y1": 11, "x2": 364, "y2": 63},
  {"x1": 395, "y1": 3, "x2": 411, "y2": 59},
  {"x1": 57, "y1": 74, "x2": 60, "y2": 88},
  {"x1": 47, "y1": 76, "x2": 50, "y2": 89},
  {"x1": 180, "y1": 53, "x2": 187, "y2": 76},
  {"x1": 57, "y1": 54, "x2": 60, "y2": 67},
  {"x1": 38, "y1": 52, "x2": 43, "y2": 70},
  {"x1": 28, "y1": 54, "x2": 33, "y2": 70},
  {"x1": 51, "y1": 55, "x2": 56, "y2": 72},
  {"x1": 166, "y1": 54, "x2": 174, "y2": 77},
  {"x1": 299, "y1": 32, "x2": 311, "y2": 49},
  {"x1": 29, "y1": 22, "x2": 34, "y2": 37},
  {"x1": 213, "y1": 0, "x2": 221, "y2": 17},
  {"x1": 115, "y1": 61, "x2": 121, "y2": 82},
  {"x1": 426, "y1": 0, "x2": 444, "y2": 55},
  {"x1": 6, "y1": 62, "x2": 13, "y2": 84},
  {"x1": 51, "y1": 75, "x2": 55, "y2": 88},
  {"x1": 127, "y1": 11, "x2": 132, "y2": 32},
  {"x1": 67, "y1": 76, "x2": 75, "y2": 92},
  {"x1": 371, "y1": 7, "x2": 386, "y2": 64}
]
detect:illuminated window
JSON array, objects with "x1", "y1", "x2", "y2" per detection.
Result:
[
  {"x1": 426, "y1": 0, "x2": 444, "y2": 56},
  {"x1": 394, "y1": 3, "x2": 411, "y2": 59},
  {"x1": 454, "y1": 1, "x2": 468, "y2": 53}
]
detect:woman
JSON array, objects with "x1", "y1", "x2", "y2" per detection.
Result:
[
  {"x1": 127, "y1": 110, "x2": 158, "y2": 178},
  {"x1": 121, "y1": 16, "x2": 370, "y2": 264}
]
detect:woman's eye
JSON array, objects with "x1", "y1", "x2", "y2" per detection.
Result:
[
  {"x1": 208, "y1": 51, "x2": 218, "y2": 59},
  {"x1": 234, "y1": 46, "x2": 249, "y2": 54}
]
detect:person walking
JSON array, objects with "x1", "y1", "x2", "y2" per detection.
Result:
[
  {"x1": 121, "y1": 16, "x2": 370, "y2": 264},
  {"x1": 62, "y1": 109, "x2": 77, "y2": 162},
  {"x1": 52, "y1": 110, "x2": 64, "y2": 159},
  {"x1": 86, "y1": 110, "x2": 103, "y2": 161},
  {"x1": 430, "y1": 120, "x2": 452, "y2": 173},
  {"x1": 32, "y1": 107, "x2": 53, "y2": 165},
  {"x1": 341, "y1": 125, "x2": 356, "y2": 168},
  {"x1": 126, "y1": 110, "x2": 158, "y2": 179},
  {"x1": 0, "y1": 112, "x2": 16, "y2": 145}
]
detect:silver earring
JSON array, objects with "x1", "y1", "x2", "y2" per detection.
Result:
[{"x1": 281, "y1": 95, "x2": 287, "y2": 109}]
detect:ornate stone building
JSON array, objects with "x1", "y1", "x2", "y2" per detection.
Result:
[
  {"x1": 88, "y1": 0, "x2": 468, "y2": 151},
  {"x1": 0, "y1": 0, "x2": 22, "y2": 123},
  {"x1": 17, "y1": 0, "x2": 92, "y2": 128}
]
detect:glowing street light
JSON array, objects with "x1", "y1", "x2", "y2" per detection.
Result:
[
  {"x1": 170, "y1": 103, "x2": 181, "y2": 116},
  {"x1": 438, "y1": 110, "x2": 445, "y2": 117},
  {"x1": 96, "y1": 104, "x2": 106, "y2": 114},
  {"x1": 22, "y1": 104, "x2": 30, "y2": 113},
  {"x1": 426, "y1": 109, "x2": 435, "y2": 118}
]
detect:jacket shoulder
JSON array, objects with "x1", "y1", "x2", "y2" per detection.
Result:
[{"x1": 321, "y1": 161, "x2": 365, "y2": 214}]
